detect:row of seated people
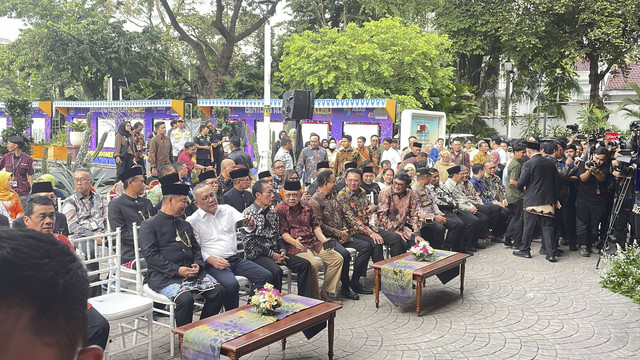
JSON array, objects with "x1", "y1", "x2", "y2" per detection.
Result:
[{"x1": 40, "y1": 158, "x2": 508, "y2": 332}]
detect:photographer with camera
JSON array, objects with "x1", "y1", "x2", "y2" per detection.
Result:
[{"x1": 571, "y1": 147, "x2": 611, "y2": 257}]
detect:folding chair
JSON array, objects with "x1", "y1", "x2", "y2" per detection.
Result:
[{"x1": 70, "y1": 228, "x2": 154, "y2": 360}]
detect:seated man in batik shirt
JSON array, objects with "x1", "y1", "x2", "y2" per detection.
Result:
[
  {"x1": 275, "y1": 181, "x2": 343, "y2": 304},
  {"x1": 376, "y1": 171, "x2": 424, "y2": 248}
]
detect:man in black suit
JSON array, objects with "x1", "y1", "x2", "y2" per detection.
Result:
[{"x1": 513, "y1": 141, "x2": 559, "y2": 262}]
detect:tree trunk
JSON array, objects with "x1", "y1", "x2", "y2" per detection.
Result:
[{"x1": 586, "y1": 52, "x2": 606, "y2": 110}]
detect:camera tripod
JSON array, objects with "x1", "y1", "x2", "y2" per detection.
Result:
[{"x1": 596, "y1": 175, "x2": 634, "y2": 269}]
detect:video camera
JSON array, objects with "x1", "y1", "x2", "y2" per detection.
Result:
[
  {"x1": 566, "y1": 124, "x2": 597, "y2": 141},
  {"x1": 612, "y1": 122, "x2": 640, "y2": 177}
]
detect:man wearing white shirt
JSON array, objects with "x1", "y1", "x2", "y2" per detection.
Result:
[
  {"x1": 170, "y1": 119, "x2": 191, "y2": 158},
  {"x1": 381, "y1": 137, "x2": 401, "y2": 168},
  {"x1": 187, "y1": 182, "x2": 272, "y2": 310}
]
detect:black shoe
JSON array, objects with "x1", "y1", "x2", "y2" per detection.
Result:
[
  {"x1": 553, "y1": 249, "x2": 564, "y2": 257},
  {"x1": 472, "y1": 242, "x2": 487, "y2": 249},
  {"x1": 460, "y1": 248, "x2": 474, "y2": 256},
  {"x1": 569, "y1": 243, "x2": 578, "y2": 251},
  {"x1": 539, "y1": 248, "x2": 547, "y2": 256},
  {"x1": 341, "y1": 288, "x2": 360, "y2": 300},
  {"x1": 491, "y1": 236, "x2": 504, "y2": 243},
  {"x1": 513, "y1": 250, "x2": 532, "y2": 258},
  {"x1": 351, "y1": 284, "x2": 373, "y2": 295},
  {"x1": 467, "y1": 246, "x2": 479, "y2": 252},
  {"x1": 546, "y1": 255, "x2": 557, "y2": 263},
  {"x1": 504, "y1": 239, "x2": 513, "y2": 248}
]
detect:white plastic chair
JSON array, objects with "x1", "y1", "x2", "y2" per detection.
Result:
[{"x1": 70, "y1": 228, "x2": 154, "y2": 360}]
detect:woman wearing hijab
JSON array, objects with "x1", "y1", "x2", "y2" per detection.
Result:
[
  {"x1": 434, "y1": 150, "x2": 455, "y2": 180},
  {"x1": 114, "y1": 121, "x2": 135, "y2": 177},
  {"x1": 271, "y1": 130, "x2": 288, "y2": 162},
  {"x1": 0, "y1": 171, "x2": 24, "y2": 221},
  {"x1": 404, "y1": 164, "x2": 417, "y2": 183}
]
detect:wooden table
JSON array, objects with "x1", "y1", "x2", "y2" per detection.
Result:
[
  {"x1": 172, "y1": 301, "x2": 342, "y2": 360},
  {"x1": 370, "y1": 252, "x2": 470, "y2": 317}
]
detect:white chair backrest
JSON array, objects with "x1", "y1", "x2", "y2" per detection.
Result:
[
  {"x1": 132, "y1": 222, "x2": 145, "y2": 295},
  {"x1": 69, "y1": 228, "x2": 122, "y2": 293}
]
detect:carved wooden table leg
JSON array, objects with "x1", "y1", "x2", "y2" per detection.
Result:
[
  {"x1": 416, "y1": 275, "x2": 423, "y2": 317},
  {"x1": 328, "y1": 315, "x2": 335, "y2": 360},
  {"x1": 374, "y1": 268, "x2": 380, "y2": 308},
  {"x1": 460, "y1": 261, "x2": 466, "y2": 296}
]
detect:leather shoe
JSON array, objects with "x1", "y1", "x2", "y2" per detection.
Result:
[
  {"x1": 321, "y1": 291, "x2": 342, "y2": 305},
  {"x1": 351, "y1": 284, "x2": 373, "y2": 295},
  {"x1": 512, "y1": 250, "x2": 532, "y2": 258},
  {"x1": 503, "y1": 239, "x2": 513, "y2": 248},
  {"x1": 467, "y1": 246, "x2": 479, "y2": 252},
  {"x1": 546, "y1": 255, "x2": 557, "y2": 263},
  {"x1": 340, "y1": 288, "x2": 360, "y2": 300},
  {"x1": 459, "y1": 248, "x2": 474, "y2": 256}
]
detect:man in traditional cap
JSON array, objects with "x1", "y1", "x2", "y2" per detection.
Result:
[
  {"x1": 223, "y1": 168, "x2": 255, "y2": 213},
  {"x1": 513, "y1": 141, "x2": 559, "y2": 262},
  {"x1": 335, "y1": 161, "x2": 357, "y2": 193},
  {"x1": 444, "y1": 165, "x2": 489, "y2": 251},
  {"x1": 12, "y1": 181, "x2": 68, "y2": 236},
  {"x1": 188, "y1": 182, "x2": 271, "y2": 310},
  {"x1": 403, "y1": 141, "x2": 422, "y2": 161},
  {"x1": 377, "y1": 171, "x2": 424, "y2": 248},
  {"x1": 215, "y1": 159, "x2": 236, "y2": 196},
  {"x1": 239, "y1": 179, "x2": 312, "y2": 296},
  {"x1": 147, "y1": 164, "x2": 179, "y2": 206},
  {"x1": 310, "y1": 170, "x2": 373, "y2": 300},
  {"x1": 107, "y1": 166, "x2": 156, "y2": 266},
  {"x1": 199, "y1": 169, "x2": 225, "y2": 204},
  {"x1": 306, "y1": 161, "x2": 331, "y2": 196},
  {"x1": 337, "y1": 168, "x2": 406, "y2": 262},
  {"x1": 0, "y1": 135, "x2": 34, "y2": 201},
  {"x1": 257, "y1": 170, "x2": 282, "y2": 203},
  {"x1": 361, "y1": 165, "x2": 381, "y2": 205},
  {"x1": 140, "y1": 183, "x2": 224, "y2": 327},
  {"x1": 296, "y1": 132, "x2": 328, "y2": 186},
  {"x1": 276, "y1": 180, "x2": 344, "y2": 304}
]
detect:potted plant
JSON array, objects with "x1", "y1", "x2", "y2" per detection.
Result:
[
  {"x1": 48, "y1": 130, "x2": 68, "y2": 161},
  {"x1": 65, "y1": 118, "x2": 89, "y2": 146},
  {"x1": 31, "y1": 140, "x2": 49, "y2": 159}
]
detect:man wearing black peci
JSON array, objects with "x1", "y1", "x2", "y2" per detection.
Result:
[
  {"x1": 107, "y1": 166, "x2": 156, "y2": 266},
  {"x1": 139, "y1": 183, "x2": 224, "y2": 327},
  {"x1": 223, "y1": 167, "x2": 255, "y2": 213},
  {"x1": 12, "y1": 181, "x2": 69, "y2": 236},
  {"x1": 513, "y1": 141, "x2": 559, "y2": 262}
]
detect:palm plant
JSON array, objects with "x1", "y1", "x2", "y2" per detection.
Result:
[
  {"x1": 578, "y1": 105, "x2": 615, "y2": 134},
  {"x1": 617, "y1": 83, "x2": 640, "y2": 121}
]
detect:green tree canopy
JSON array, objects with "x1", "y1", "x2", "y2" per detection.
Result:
[{"x1": 278, "y1": 17, "x2": 455, "y2": 110}]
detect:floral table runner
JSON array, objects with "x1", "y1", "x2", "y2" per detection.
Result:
[
  {"x1": 381, "y1": 250, "x2": 457, "y2": 306},
  {"x1": 182, "y1": 294, "x2": 323, "y2": 360}
]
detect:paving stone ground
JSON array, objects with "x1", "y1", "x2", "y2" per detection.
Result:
[{"x1": 111, "y1": 241, "x2": 640, "y2": 359}]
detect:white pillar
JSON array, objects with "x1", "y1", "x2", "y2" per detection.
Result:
[{"x1": 260, "y1": 14, "x2": 272, "y2": 171}]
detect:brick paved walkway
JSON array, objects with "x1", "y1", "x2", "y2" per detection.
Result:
[{"x1": 113, "y1": 241, "x2": 640, "y2": 359}]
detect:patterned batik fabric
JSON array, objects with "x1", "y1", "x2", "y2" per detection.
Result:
[
  {"x1": 182, "y1": 294, "x2": 323, "y2": 360},
  {"x1": 159, "y1": 274, "x2": 218, "y2": 300},
  {"x1": 380, "y1": 251, "x2": 455, "y2": 306},
  {"x1": 336, "y1": 187, "x2": 377, "y2": 236}
]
